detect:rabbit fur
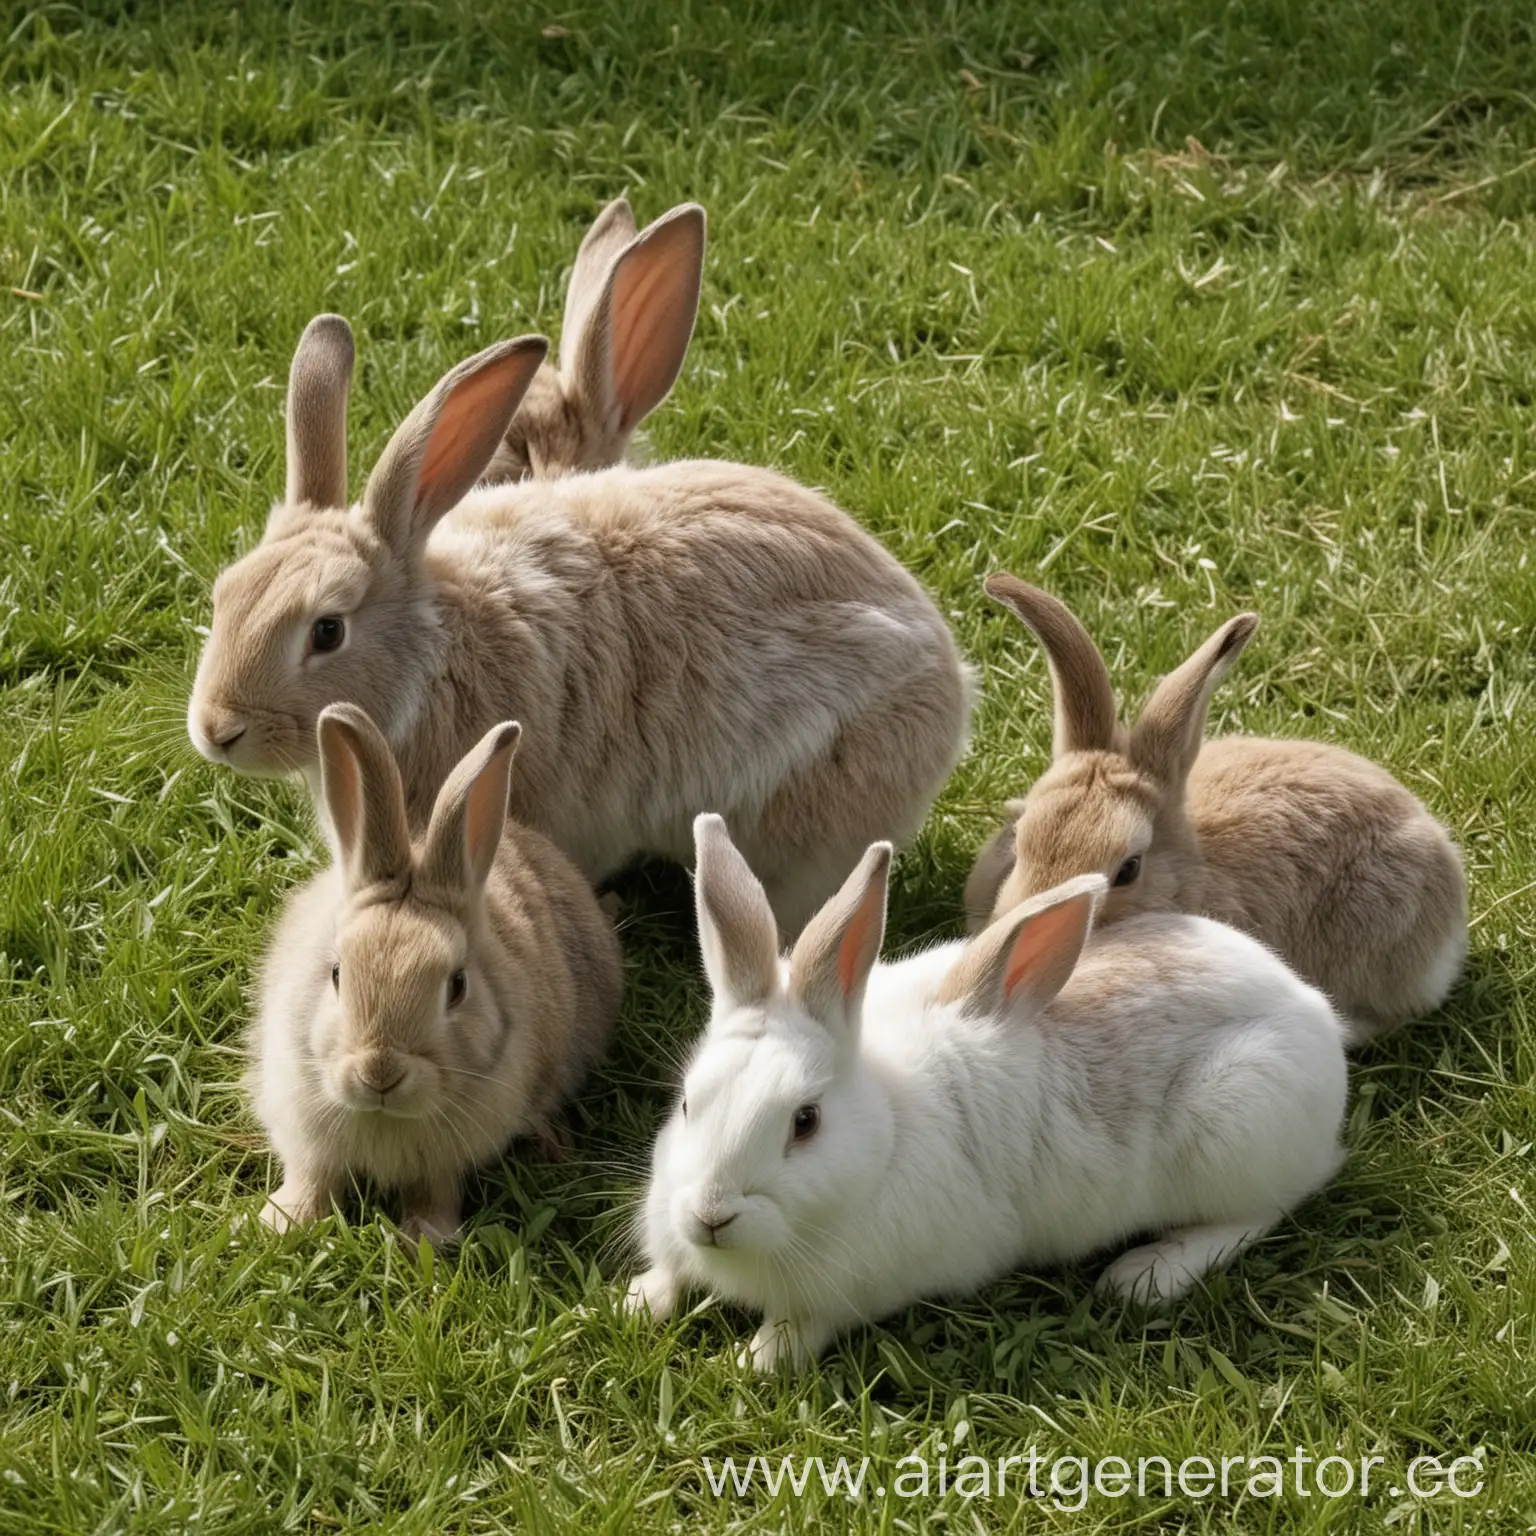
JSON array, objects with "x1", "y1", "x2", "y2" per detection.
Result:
[
  {"x1": 627, "y1": 815, "x2": 1348, "y2": 1370},
  {"x1": 188, "y1": 318, "x2": 971, "y2": 936},
  {"x1": 963, "y1": 576, "x2": 1467, "y2": 1041},
  {"x1": 250, "y1": 704, "x2": 622, "y2": 1246}
]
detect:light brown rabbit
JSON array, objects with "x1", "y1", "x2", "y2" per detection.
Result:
[
  {"x1": 188, "y1": 319, "x2": 970, "y2": 935},
  {"x1": 964, "y1": 575, "x2": 1467, "y2": 1042},
  {"x1": 251, "y1": 703, "x2": 622, "y2": 1246},
  {"x1": 484, "y1": 197, "x2": 705, "y2": 482}
]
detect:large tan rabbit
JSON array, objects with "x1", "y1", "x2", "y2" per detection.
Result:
[
  {"x1": 485, "y1": 198, "x2": 705, "y2": 482},
  {"x1": 188, "y1": 319, "x2": 970, "y2": 934},
  {"x1": 251, "y1": 703, "x2": 622, "y2": 1246},
  {"x1": 964, "y1": 575, "x2": 1467, "y2": 1042}
]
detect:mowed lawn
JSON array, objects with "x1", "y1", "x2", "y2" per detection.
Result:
[{"x1": 2, "y1": 1, "x2": 1534, "y2": 1530}]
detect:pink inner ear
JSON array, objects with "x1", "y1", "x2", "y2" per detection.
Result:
[
  {"x1": 1003, "y1": 925, "x2": 1042, "y2": 1000},
  {"x1": 609, "y1": 226, "x2": 698, "y2": 427},
  {"x1": 1002, "y1": 898, "x2": 1087, "y2": 1003},
  {"x1": 416, "y1": 356, "x2": 536, "y2": 511},
  {"x1": 836, "y1": 889, "x2": 881, "y2": 996},
  {"x1": 463, "y1": 743, "x2": 511, "y2": 870}
]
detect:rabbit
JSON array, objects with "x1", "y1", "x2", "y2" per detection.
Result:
[
  {"x1": 187, "y1": 316, "x2": 971, "y2": 936},
  {"x1": 249, "y1": 702, "x2": 623, "y2": 1246},
  {"x1": 484, "y1": 197, "x2": 706, "y2": 482},
  {"x1": 625, "y1": 814, "x2": 1348, "y2": 1371},
  {"x1": 962, "y1": 575, "x2": 1468, "y2": 1043}
]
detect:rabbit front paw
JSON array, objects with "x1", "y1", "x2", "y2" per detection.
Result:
[
  {"x1": 624, "y1": 1267, "x2": 680, "y2": 1323},
  {"x1": 739, "y1": 1316, "x2": 830, "y2": 1373}
]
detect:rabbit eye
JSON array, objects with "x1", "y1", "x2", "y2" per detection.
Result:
[
  {"x1": 447, "y1": 969, "x2": 468, "y2": 1007},
  {"x1": 1113, "y1": 855, "x2": 1142, "y2": 887},
  {"x1": 680, "y1": 1097, "x2": 688, "y2": 1120},
  {"x1": 790, "y1": 1104, "x2": 820, "y2": 1143},
  {"x1": 330, "y1": 961, "x2": 340, "y2": 991},
  {"x1": 310, "y1": 615, "x2": 346, "y2": 655}
]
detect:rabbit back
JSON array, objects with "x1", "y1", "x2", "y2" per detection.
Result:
[
  {"x1": 1189, "y1": 736, "x2": 1468, "y2": 1036},
  {"x1": 854, "y1": 914, "x2": 1347, "y2": 1303},
  {"x1": 415, "y1": 461, "x2": 969, "y2": 925},
  {"x1": 1039, "y1": 914, "x2": 1349, "y2": 1232}
]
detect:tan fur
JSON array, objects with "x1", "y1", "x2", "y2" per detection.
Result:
[
  {"x1": 249, "y1": 706, "x2": 622, "y2": 1245},
  {"x1": 985, "y1": 575, "x2": 1122, "y2": 755},
  {"x1": 483, "y1": 198, "x2": 705, "y2": 482},
  {"x1": 285, "y1": 315, "x2": 353, "y2": 508},
  {"x1": 190, "y1": 321, "x2": 971, "y2": 936},
  {"x1": 967, "y1": 577, "x2": 1468, "y2": 1040},
  {"x1": 960, "y1": 798, "x2": 1027, "y2": 928}
]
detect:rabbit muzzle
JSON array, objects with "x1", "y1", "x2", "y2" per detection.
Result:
[{"x1": 333, "y1": 1048, "x2": 431, "y2": 1118}]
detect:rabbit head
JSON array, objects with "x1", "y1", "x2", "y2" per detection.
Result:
[
  {"x1": 188, "y1": 317, "x2": 548, "y2": 782},
  {"x1": 650, "y1": 815, "x2": 895, "y2": 1279},
  {"x1": 489, "y1": 198, "x2": 706, "y2": 481},
  {"x1": 981, "y1": 574, "x2": 1258, "y2": 926},
  {"x1": 306, "y1": 702, "x2": 532, "y2": 1137}
]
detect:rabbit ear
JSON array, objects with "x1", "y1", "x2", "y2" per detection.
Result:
[
  {"x1": 363, "y1": 336, "x2": 549, "y2": 550},
  {"x1": 1130, "y1": 613, "x2": 1259, "y2": 787},
  {"x1": 985, "y1": 575, "x2": 1120, "y2": 756},
  {"x1": 564, "y1": 202, "x2": 706, "y2": 436},
  {"x1": 938, "y1": 873, "x2": 1106, "y2": 1018},
  {"x1": 422, "y1": 721, "x2": 522, "y2": 891},
  {"x1": 561, "y1": 197, "x2": 641, "y2": 350},
  {"x1": 285, "y1": 314, "x2": 355, "y2": 509},
  {"x1": 789, "y1": 843, "x2": 891, "y2": 1041},
  {"x1": 693, "y1": 814, "x2": 780, "y2": 1010},
  {"x1": 316, "y1": 703, "x2": 411, "y2": 888}
]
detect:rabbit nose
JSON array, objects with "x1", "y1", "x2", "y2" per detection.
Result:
[
  {"x1": 355, "y1": 1057, "x2": 406, "y2": 1095},
  {"x1": 696, "y1": 1210, "x2": 738, "y2": 1243},
  {"x1": 201, "y1": 713, "x2": 247, "y2": 751}
]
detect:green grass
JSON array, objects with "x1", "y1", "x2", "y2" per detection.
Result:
[{"x1": 2, "y1": 0, "x2": 1534, "y2": 1529}]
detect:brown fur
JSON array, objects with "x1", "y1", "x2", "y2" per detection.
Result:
[{"x1": 966, "y1": 577, "x2": 1468, "y2": 1040}]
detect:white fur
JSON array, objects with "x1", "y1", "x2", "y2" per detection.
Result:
[{"x1": 629, "y1": 827, "x2": 1349, "y2": 1370}]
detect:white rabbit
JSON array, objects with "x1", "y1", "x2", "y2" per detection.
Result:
[{"x1": 627, "y1": 815, "x2": 1348, "y2": 1370}]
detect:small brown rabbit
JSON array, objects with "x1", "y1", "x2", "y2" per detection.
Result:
[
  {"x1": 485, "y1": 198, "x2": 705, "y2": 482},
  {"x1": 189, "y1": 318, "x2": 970, "y2": 935},
  {"x1": 250, "y1": 704, "x2": 622, "y2": 1245},
  {"x1": 964, "y1": 575, "x2": 1467, "y2": 1042}
]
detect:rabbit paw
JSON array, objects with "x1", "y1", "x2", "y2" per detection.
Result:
[
  {"x1": 1096, "y1": 1222, "x2": 1263, "y2": 1308},
  {"x1": 258, "y1": 1176, "x2": 336, "y2": 1233},
  {"x1": 398, "y1": 1211, "x2": 461, "y2": 1251},
  {"x1": 624, "y1": 1267, "x2": 679, "y2": 1323},
  {"x1": 739, "y1": 1317, "x2": 828, "y2": 1373},
  {"x1": 397, "y1": 1177, "x2": 462, "y2": 1251}
]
